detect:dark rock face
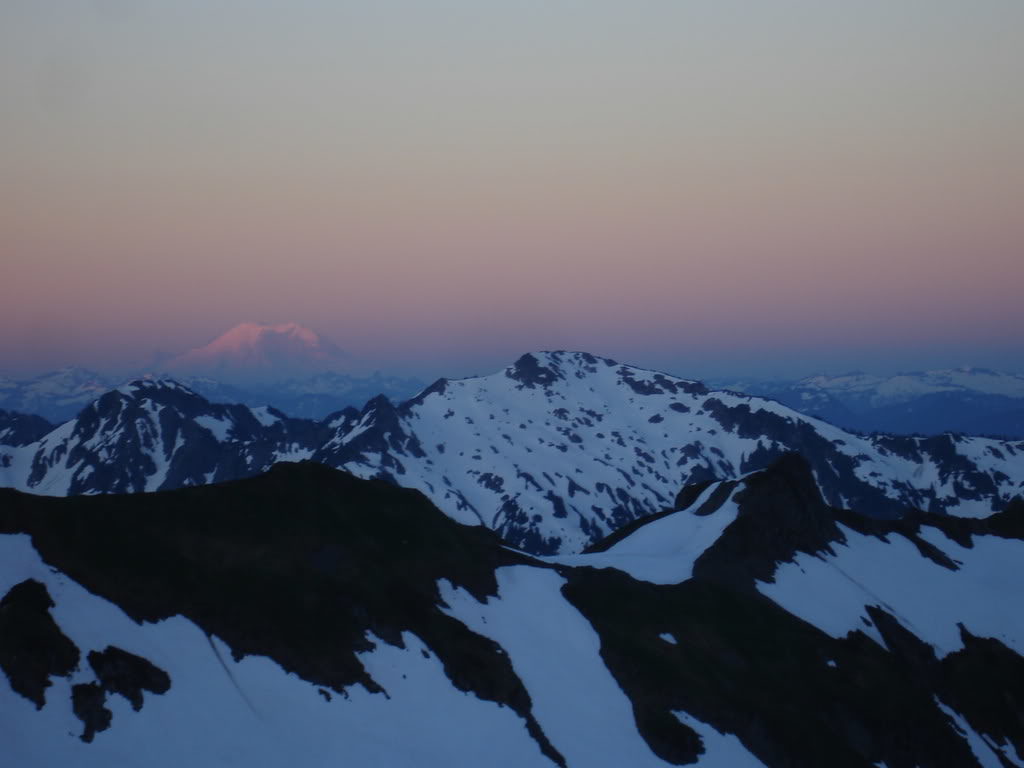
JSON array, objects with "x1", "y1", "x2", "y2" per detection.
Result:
[
  {"x1": 562, "y1": 454, "x2": 1024, "y2": 767},
  {"x1": 0, "y1": 463, "x2": 564, "y2": 766},
  {"x1": 506, "y1": 353, "x2": 566, "y2": 390},
  {"x1": 0, "y1": 578, "x2": 172, "y2": 744},
  {"x1": 66, "y1": 648, "x2": 172, "y2": 742},
  {"x1": 562, "y1": 571, "x2": 987, "y2": 768},
  {"x1": 1, "y1": 458, "x2": 1022, "y2": 766},
  {"x1": 0, "y1": 410, "x2": 55, "y2": 447},
  {"x1": 691, "y1": 454, "x2": 845, "y2": 589},
  {"x1": 313, "y1": 396, "x2": 426, "y2": 478},
  {"x1": 88, "y1": 646, "x2": 171, "y2": 711},
  {"x1": 0, "y1": 579, "x2": 79, "y2": 709},
  {"x1": 71, "y1": 682, "x2": 112, "y2": 743}
]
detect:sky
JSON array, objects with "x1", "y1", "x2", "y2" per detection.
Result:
[{"x1": 2, "y1": 0, "x2": 1022, "y2": 380}]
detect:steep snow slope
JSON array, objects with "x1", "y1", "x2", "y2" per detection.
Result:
[
  {"x1": 318, "y1": 352, "x2": 1024, "y2": 553},
  {"x1": 0, "y1": 535, "x2": 554, "y2": 768},
  {"x1": 2, "y1": 459, "x2": 1021, "y2": 768}
]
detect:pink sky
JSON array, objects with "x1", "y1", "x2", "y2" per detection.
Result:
[{"x1": 2, "y1": 1, "x2": 1022, "y2": 378}]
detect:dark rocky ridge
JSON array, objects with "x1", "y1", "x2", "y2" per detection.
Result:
[
  {"x1": 0, "y1": 409, "x2": 55, "y2": 447},
  {"x1": 2, "y1": 457, "x2": 1023, "y2": 766},
  {"x1": 0, "y1": 579, "x2": 79, "y2": 709},
  {"x1": 0, "y1": 461, "x2": 565, "y2": 766},
  {"x1": 562, "y1": 454, "x2": 1024, "y2": 767}
]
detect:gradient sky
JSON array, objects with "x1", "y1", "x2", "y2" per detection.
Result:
[{"x1": 2, "y1": 0, "x2": 1022, "y2": 379}]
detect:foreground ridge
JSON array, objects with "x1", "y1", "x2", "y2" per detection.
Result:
[{"x1": 1, "y1": 458, "x2": 1023, "y2": 767}]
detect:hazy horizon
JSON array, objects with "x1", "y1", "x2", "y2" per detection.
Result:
[
  {"x1": 3, "y1": 1, "x2": 1022, "y2": 381},
  {"x1": 1, "y1": 319, "x2": 1021, "y2": 384}
]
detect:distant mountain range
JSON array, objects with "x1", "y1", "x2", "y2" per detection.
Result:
[
  {"x1": 0, "y1": 323, "x2": 423, "y2": 422},
  {"x1": 0, "y1": 367, "x2": 113, "y2": 424},
  {"x1": 0, "y1": 367, "x2": 423, "y2": 423},
  {"x1": 3, "y1": 456, "x2": 1022, "y2": 767},
  {"x1": 710, "y1": 368, "x2": 1024, "y2": 438},
  {"x1": 3, "y1": 352, "x2": 1022, "y2": 555}
]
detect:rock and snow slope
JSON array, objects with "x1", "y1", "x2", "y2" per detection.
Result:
[
  {"x1": 3, "y1": 352, "x2": 1023, "y2": 555},
  {"x1": 316, "y1": 352, "x2": 1024, "y2": 553},
  {"x1": 0, "y1": 379, "x2": 327, "y2": 496},
  {"x1": 2, "y1": 458, "x2": 1022, "y2": 767}
]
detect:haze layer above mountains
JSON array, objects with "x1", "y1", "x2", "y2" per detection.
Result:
[{"x1": 3, "y1": 323, "x2": 1023, "y2": 438}]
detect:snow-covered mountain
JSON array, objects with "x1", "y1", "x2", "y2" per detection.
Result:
[
  {"x1": 0, "y1": 368, "x2": 114, "y2": 423},
  {"x1": 315, "y1": 352, "x2": 1024, "y2": 553},
  {"x1": 3, "y1": 352, "x2": 1023, "y2": 555},
  {"x1": 714, "y1": 368, "x2": 1024, "y2": 438},
  {"x1": 3, "y1": 458, "x2": 1022, "y2": 767},
  {"x1": 0, "y1": 380, "x2": 327, "y2": 496},
  {"x1": 805, "y1": 368, "x2": 1024, "y2": 404},
  {"x1": 163, "y1": 322, "x2": 350, "y2": 384}
]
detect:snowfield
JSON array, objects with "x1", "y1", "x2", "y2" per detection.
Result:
[{"x1": 2, "y1": 454, "x2": 1023, "y2": 768}]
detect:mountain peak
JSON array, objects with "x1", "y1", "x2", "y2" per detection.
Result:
[
  {"x1": 505, "y1": 351, "x2": 619, "y2": 389},
  {"x1": 114, "y1": 378, "x2": 196, "y2": 398},
  {"x1": 163, "y1": 323, "x2": 348, "y2": 385}
]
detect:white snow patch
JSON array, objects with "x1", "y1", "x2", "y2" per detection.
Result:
[
  {"x1": 758, "y1": 524, "x2": 1024, "y2": 657},
  {"x1": 546, "y1": 484, "x2": 738, "y2": 585},
  {"x1": 672, "y1": 710, "x2": 767, "y2": 767},
  {"x1": 250, "y1": 406, "x2": 280, "y2": 428},
  {"x1": 194, "y1": 415, "x2": 232, "y2": 442},
  {"x1": 935, "y1": 699, "x2": 1016, "y2": 768},
  {"x1": 439, "y1": 565, "x2": 669, "y2": 767}
]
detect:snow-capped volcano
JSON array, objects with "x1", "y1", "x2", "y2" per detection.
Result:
[{"x1": 163, "y1": 322, "x2": 349, "y2": 384}]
